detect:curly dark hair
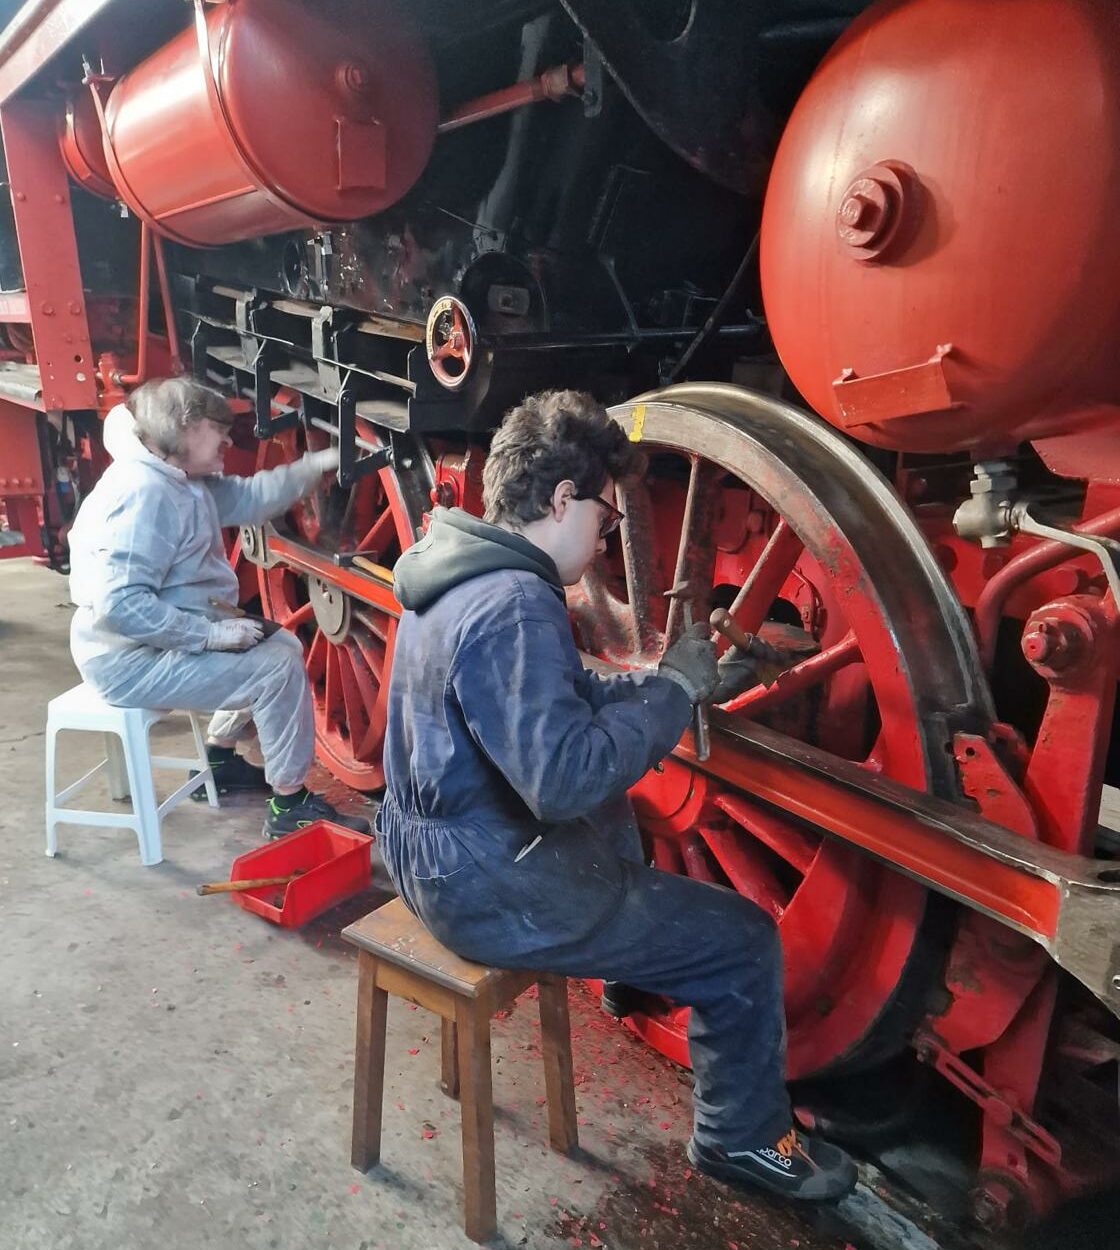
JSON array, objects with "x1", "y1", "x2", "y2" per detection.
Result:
[{"x1": 482, "y1": 390, "x2": 644, "y2": 526}]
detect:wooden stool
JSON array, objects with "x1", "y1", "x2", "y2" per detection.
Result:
[{"x1": 343, "y1": 898, "x2": 579, "y2": 1242}]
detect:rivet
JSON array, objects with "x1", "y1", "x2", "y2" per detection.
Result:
[
  {"x1": 41, "y1": 302, "x2": 54, "y2": 316},
  {"x1": 14, "y1": 191, "x2": 25, "y2": 201},
  {"x1": 69, "y1": 301, "x2": 82, "y2": 316},
  {"x1": 1112, "y1": 974, "x2": 1120, "y2": 992}
]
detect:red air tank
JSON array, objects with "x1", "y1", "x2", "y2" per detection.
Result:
[
  {"x1": 760, "y1": 0, "x2": 1120, "y2": 455},
  {"x1": 97, "y1": 0, "x2": 437, "y2": 247}
]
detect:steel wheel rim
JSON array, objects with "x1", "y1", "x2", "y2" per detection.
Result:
[{"x1": 570, "y1": 384, "x2": 991, "y2": 1077}]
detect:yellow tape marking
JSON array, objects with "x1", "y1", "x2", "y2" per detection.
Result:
[{"x1": 628, "y1": 404, "x2": 646, "y2": 443}]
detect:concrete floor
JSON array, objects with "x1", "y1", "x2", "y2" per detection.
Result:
[{"x1": 0, "y1": 559, "x2": 892, "y2": 1250}]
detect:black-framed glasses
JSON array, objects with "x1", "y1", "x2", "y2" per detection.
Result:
[{"x1": 575, "y1": 492, "x2": 625, "y2": 539}]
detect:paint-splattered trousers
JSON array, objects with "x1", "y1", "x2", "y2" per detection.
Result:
[
  {"x1": 378, "y1": 793, "x2": 791, "y2": 1152},
  {"x1": 82, "y1": 629, "x2": 314, "y2": 791}
]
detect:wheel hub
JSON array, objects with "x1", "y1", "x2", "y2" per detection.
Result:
[{"x1": 308, "y1": 575, "x2": 350, "y2": 642}]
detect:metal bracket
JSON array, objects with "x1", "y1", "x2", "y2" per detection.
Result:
[
  {"x1": 189, "y1": 318, "x2": 210, "y2": 383},
  {"x1": 336, "y1": 372, "x2": 391, "y2": 489},
  {"x1": 249, "y1": 339, "x2": 297, "y2": 439},
  {"x1": 913, "y1": 1028, "x2": 1062, "y2": 1166}
]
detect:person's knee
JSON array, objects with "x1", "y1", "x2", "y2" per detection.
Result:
[
  {"x1": 715, "y1": 895, "x2": 783, "y2": 986},
  {"x1": 266, "y1": 633, "x2": 308, "y2": 683}
]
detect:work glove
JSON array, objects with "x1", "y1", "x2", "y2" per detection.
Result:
[
  {"x1": 711, "y1": 635, "x2": 790, "y2": 703},
  {"x1": 303, "y1": 447, "x2": 340, "y2": 475},
  {"x1": 205, "y1": 618, "x2": 264, "y2": 652},
  {"x1": 657, "y1": 621, "x2": 719, "y2": 703},
  {"x1": 711, "y1": 645, "x2": 762, "y2": 704}
]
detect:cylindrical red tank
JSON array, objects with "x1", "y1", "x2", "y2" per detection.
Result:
[
  {"x1": 760, "y1": 0, "x2": 1120, "y2": 454},
  {"x1": 98, "y1": 0, "x2": 438, "y2": 247},
  {"x1": 59, "y1": 91, "x2": 116, "y2": 200}
]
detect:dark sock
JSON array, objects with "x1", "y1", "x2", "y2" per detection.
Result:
[
  {"x1": 207, "y1": 744, "x2": 236, "y2": 761},
  {"x1": 271, "y1": 787, "x2": 309, "y2": 808}
]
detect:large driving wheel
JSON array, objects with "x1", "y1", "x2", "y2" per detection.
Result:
[
  {"x1": 568, "y1": 384, "x2": 993, "y2": 1079},
  {"x1": 255, "y1": 421, "x2": 428, "y2": 790}
]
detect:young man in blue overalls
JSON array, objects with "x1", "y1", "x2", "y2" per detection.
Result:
[{"x1": 377, "y1": 389, "x2": 855, "y2": 1202}]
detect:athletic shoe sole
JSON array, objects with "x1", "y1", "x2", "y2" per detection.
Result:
[{"x1": 686, "y1": 1138, "x2": 857, "y2": 1204}]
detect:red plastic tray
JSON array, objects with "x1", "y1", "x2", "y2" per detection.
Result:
[{"x1": 228, "y1": 820, "x2": 372, "y2": 928}]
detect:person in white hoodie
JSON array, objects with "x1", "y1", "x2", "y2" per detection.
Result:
[{"x1": 67, "y1": 376, "x2": 370, "y2": 838}]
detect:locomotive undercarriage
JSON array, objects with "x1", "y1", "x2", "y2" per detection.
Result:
[
  {"x1": 186, "y1": 277, "x2": 1120, "y2": 1227},
  {"x1": 1, "y1": 0, "x2": 1119, "y2": 1235}
]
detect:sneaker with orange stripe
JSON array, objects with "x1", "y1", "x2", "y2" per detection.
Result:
[{"x1": 687, "y1": 1126, "x2": 857, "y2": 1202}]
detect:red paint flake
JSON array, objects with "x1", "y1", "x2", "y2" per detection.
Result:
[
  {"x1": 659, "y1": 1121, "x2": 671, "y2": 1130},
  {"x1": 569, "y1": 1239, "x2": 582, "y2": 1248},
  {"x1": 421, "y1": 1128, "x2": 436, "y2": 1140},
  {"x1": 683, "y1": 1168, "x2": 692, "y2": 1180},
  {"x1": 549, "y1": 1197, "x2": 559, "y2": 1206},
  {"x1": 83, "y1": 889, "x2": 93, "y2": 897},
  {"x1": 589, "y1": 1237, "x2": 602, "y2": 1248},
  {"x1": 349, "y1": 1184, "x2": 360, "y2": 1195},
  {"x1": 408, "y1": 1048, "x2": 420, "y2": 1056}
]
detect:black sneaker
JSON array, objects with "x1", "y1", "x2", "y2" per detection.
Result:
[
  {"x1": 190, "y1": 747, "x2": 270, "y2": 800},
  {"x1": 262, "y1": 789, "x2": 372, "y2": 839},
  {"x1": 601, "y1": 982, "x2": 648, "y2": 1019},
  {"x1": 687, "y1": 1128, "x2": 857, "y2": 1203}
]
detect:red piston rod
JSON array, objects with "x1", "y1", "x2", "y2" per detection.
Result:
[{"x1": 437, "y1": 62, "x2": 586, "y2": 135}]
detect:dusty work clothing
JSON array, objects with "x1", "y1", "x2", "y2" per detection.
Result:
[
  {"x1": 379, "y1": 507, "x2": 791, "y2": 1152},
  {"x1": 67, "y1": 406, "x2": 320, "y2": 789}
]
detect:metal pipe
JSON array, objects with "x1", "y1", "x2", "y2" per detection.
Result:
[
  {"x1": 975, "y1": 504, "x2": 1120, "y2": 669},
  {"x1": 151, "y1": 232, "x2": 182, "y2": 372},
  {"x1": 115, "y1": 222, "x2": 151, "y2": 386},
  {"x1": 437, "y1": 63, "x2": 585, "y2": 135},
  {"x1": 308, "y1": 415, "x2": 381, "y2": 456}
]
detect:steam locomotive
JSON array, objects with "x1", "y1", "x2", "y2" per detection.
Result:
[{"x1": 1, "y1": 0, "x2": 1117, "y2": 1229}]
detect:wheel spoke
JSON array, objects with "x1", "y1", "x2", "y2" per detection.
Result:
[
  {"x1": 356, "y1": 505, "x2": 397, "y2": 558},
  {"x1": 725, "y1": 518, "x2": 805, "y2": 635},
  {"x1": 698, "y1": 823, "x2": 787, "y2": 920},
  {"x1": 723, "y1": 629, "x2": 860, "y2": 714},
  {"x1": 713, "y1": 793, "x2": 820, "y2": 875},
  {"x1": 616, "y1": 477, "x2": 660, "y2": 655},
  {"x1": 324, "y1": 639, "x2": 343, "y2": 730},
  {"x1": 336, "y1": 646, "x2": 369, "y2": 747},
  {"x1": 306, "y1": 628, "x2": 327, "y2": 684},
  {"x1": 665, "y1": 456, "x2": 720, "y2": 644},
  {"x1": 651, "y1": 838, "x2": 685, "y2": 874},
  {"x1": 280, "y1": 602, "x2": 315, "y2": 631},
  {"x1": 681, "y1": 835, "x2": 720, "y2": 884}
]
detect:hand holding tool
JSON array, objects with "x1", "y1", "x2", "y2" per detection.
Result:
[
  {"x1": 710, "y1": 608, "x2": 796, "y2": 692},
  {"x1": 662, "y1": 581, "x2": 713, "y2": 760},
  {"x1": 196, "y1": 871, "x2": 304, "y2": 896}
]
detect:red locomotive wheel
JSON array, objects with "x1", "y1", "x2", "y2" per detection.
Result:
[
  {"x1": 568, "y1": 385, "x2": 992, "y2": 1080},
  {"x1": 254, "y1": 422, "x2": 423, "y2": 790}
]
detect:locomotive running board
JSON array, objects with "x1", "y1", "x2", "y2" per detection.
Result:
[{"x1": 684, "y1": 713, "x2": 1120, "y2": 1018}]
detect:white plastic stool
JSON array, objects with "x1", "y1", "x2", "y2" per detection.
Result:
[{"x1": 45, "y1": 683, "x2": 219, "y2": 867}]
